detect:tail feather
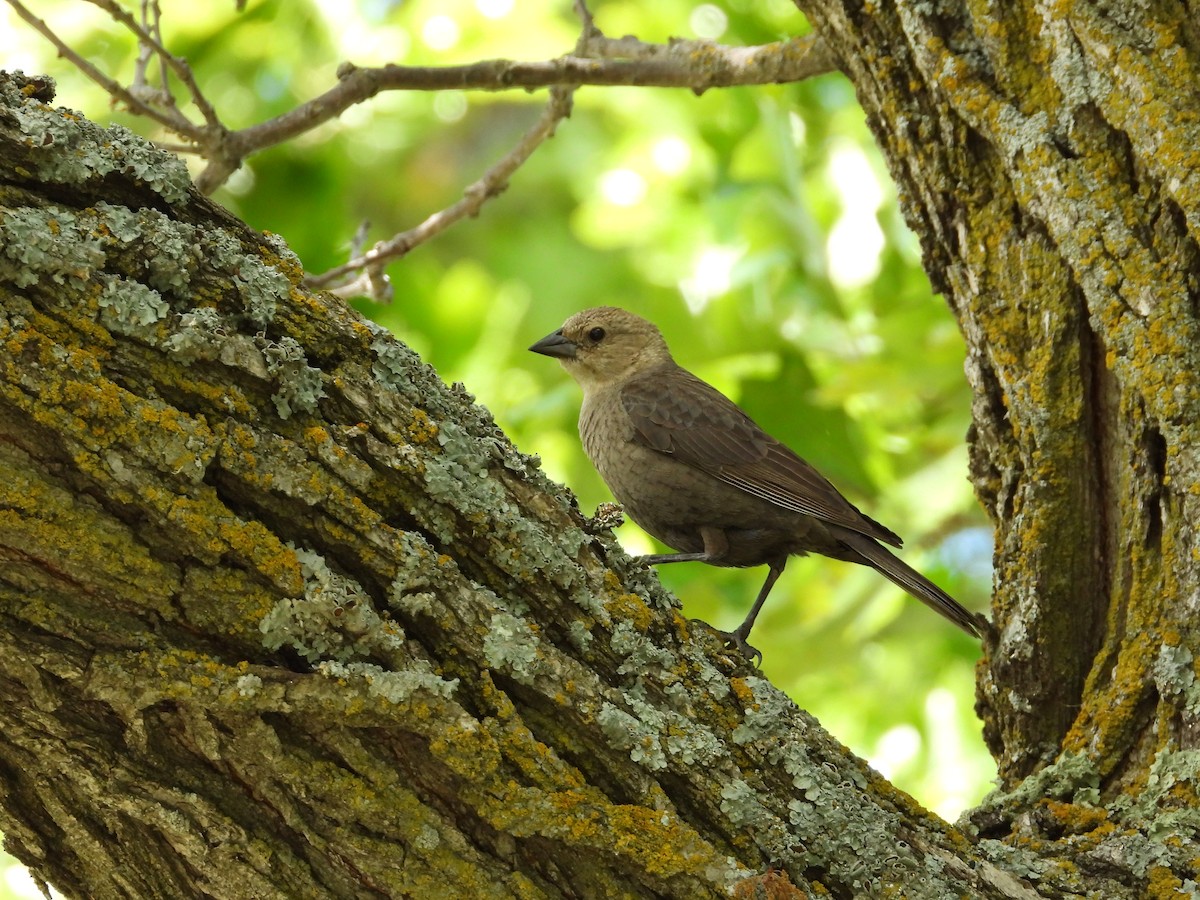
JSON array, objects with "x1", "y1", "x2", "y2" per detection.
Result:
[{"x1": 841, "y1": 533, "x2": 982, "y2": 638}]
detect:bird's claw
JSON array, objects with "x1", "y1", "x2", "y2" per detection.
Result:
[{"x1": 688, "y1": 618, "x2": 762, "y2": 666}]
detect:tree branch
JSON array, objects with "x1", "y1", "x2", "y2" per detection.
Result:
[
  {"x1": 231, "y1": 34, "x2": 833, "y2": 165},
  {"x1": 0, "y1": 73, "x2": 1010, "y2": 897},
  {"x1": 84, "y1": 0, "x2": 223, "y2": 129},
  {"x1": 6, "y1": 0, "x2": 834, "y2": 194},
  {"x1": 304, "y1": 86, "x2": 577, "y2": 295}
]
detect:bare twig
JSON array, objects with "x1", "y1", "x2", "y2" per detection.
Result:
[
  {"x1": 348, "y1": 220, "x2": 372, "y2": 260},
  {"x1": 4, "y1": 0, "x2": 197, "y2": 134},
  {"x1": 130, "y1": 1, "x2": 162, "y2": 104},
  {"x1": 299, "y1": 5, "x2": 832, "y2": 296},
  {"x1": 240, "y1": 34, "x2": 831, "y2": 147},
  {"x1": 304, "y1": 0, "x2": 603, "y2": 298},
  {"x1": 325, "y1": 222, "x2": 393, "y2": 303},
  {"x1": 572, "y1": 0, "x2": 602, "y2": 55},
  {"x1": 84, "y1": 0, "x2": 222, "y2": 128},
  {"x1": 304, "y1": 87, "x2": 577, "y2": 292},
  {"x1": 325, "y1": 267, "x2": 394, "y2": 303},
  {"x1": 211, "y1": 33, "x2": 832, "y2": 194},
  {"x1": 148, "y1": 1, "x2": 170, "y2": 99}
]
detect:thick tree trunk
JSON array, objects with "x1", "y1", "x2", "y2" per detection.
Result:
[{"x1": 796, "y1": 0, "x2": 1200, "y2": 893}]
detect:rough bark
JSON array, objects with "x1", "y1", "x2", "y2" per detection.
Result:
[
  {"x1": 795, "y1": 0, "x2": 1200, "y2": 895},
  {"x1": 0, "y1": 72, "x2": 1016, "y2": 899},
  {"x1": 4, "y1": 0, "x2": 1200, "y2": 890}
]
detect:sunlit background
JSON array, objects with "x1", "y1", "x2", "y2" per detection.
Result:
[{"x1": 1, "y1": 1, "x2": 996, "y2": 894}]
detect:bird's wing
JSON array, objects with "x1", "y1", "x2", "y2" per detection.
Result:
[{"x1": 622, "y1": 366, "x2": 902, "y2": 546}]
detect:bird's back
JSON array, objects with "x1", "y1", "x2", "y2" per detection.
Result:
[{"x1": 618, "y1": 363, "x2": 901, "y2": 547}]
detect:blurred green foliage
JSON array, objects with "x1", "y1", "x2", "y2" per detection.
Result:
[{"x1": 0, "y1": 2, "x2": 996, "y2": 888}]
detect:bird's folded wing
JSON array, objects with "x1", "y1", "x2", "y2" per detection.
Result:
[{"x1": 622, "y1": 368, "x2": 902, "y2": 547}]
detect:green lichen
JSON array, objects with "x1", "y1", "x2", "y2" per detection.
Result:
[
  {"x1": 419, "y1": 406, "x2": 587, "y2": 591},
  {"x1": 370, "y1": 333, "x2": 429, "y2": 392},
  {"x1": 660, "y1": 714, "x2": 723, "y2": 767},
  {"x1": 203, "y1": 227, "x2": 289, "y2": 326},
  {"x1": 971, "y1": 752, "x2": 1103, "y2": 823},
  {"x1": 0, "y1": 206, "x2": 105, "y2": 288},
  {"x1": 88, "y1": 202, "x2": 199, "y2": 295},
  {"x1": 566, "y1": 620, "x2": 593, "y2": 650},
  {"x1": 0, "y1": 200, "x2": 292, "y2": 359},
  {"x1": 1153, "y1": 643, "x2": 1200, "y2": 718},
  {"x1": 1113, "y1": 749, "x2": 1200, "y2": 841},
  {"x1": 482, "y1": 611, "x2": 541, "y2": 682},
  {"x1": 235, "y1": 674, "x2": 263, "y2": 697},
  {"x1": 260, "y1": 335, "x2": 325, "y2": 419},
  {"x1": 596, "y1": 700, "x2": 666, "y2": 770},
  {"x1": 259, "y1": 545, "x2": 403, "y2": 663},
  {"x1": 316, "y1": 660, "x2": 458, "y2": 703},
  {"x1": 719, "y1": 779, "x2": 765, "y2": 827},
  {"x1": 975, "y1": 838, "x2": 1050, "y2": 881},
  {"x1": 7, "y1": 88, "x2": 191, "y2": 202},
  {"x1": 732, "y1": 675, "x2": 798, "y2": 745},
  {"x1": 609, "y1": 620, "x2": 674, "y2": 675},
  {"x1": 413, "y1": 824, "x2": 441, "y2": 851},
  {"x1": 97, "y1": 274, "x2": 170, "y2": 334},
  {"x1": 424, "y1": 420, "x2": 502, "y2": 511},
  {"x1": 386, "y1": 531, "x2": 450, "y2": 618},
  {"x1": 164, "y1": 307, "x2": 226, "y2": 360}
]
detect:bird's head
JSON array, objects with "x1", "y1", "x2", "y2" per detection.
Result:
[{"x1": 529, "y1": 307, "x2": 673, "y2": 393}]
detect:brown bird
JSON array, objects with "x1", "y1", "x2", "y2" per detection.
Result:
[{"x1": 530, "y1": 306, "x2": 982, "y2": 662}]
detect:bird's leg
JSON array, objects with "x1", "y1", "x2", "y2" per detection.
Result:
[
  {"x1": 639, "y1": 529, "x2": 781, "y2": 665},
  {"x1": 639, "y1": 550, "x2": 708, "y2": 564},
  {"x1": 707, "y1": 556, "x2": 786, "y2": 666},
  {"x1": 638, "y1": 526, "x2": 729, "y2": 566}
]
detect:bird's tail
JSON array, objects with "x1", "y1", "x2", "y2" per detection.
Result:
[{"x1": 841, "y1": 533, "x2": 982, "y2": 638}]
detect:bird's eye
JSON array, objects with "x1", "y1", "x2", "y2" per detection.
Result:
[{"x1": 588, "y1": 327, "x2": 606, "y2": 342}]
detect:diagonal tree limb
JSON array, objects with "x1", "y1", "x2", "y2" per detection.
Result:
[{"x1": 303, "y1": 86, "x2": 577, "y2": 295}]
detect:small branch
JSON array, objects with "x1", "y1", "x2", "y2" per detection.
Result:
[
  {"x1": 572, "y1": 0, "x2": 602, "y2": 55},
  {"x1": 3, "y1": 0, "x2": 197, "y2": 135},
  {"x1": 301, "y1": 26, "x2": 833, "y2": 296},
  {"x1": 130, "y1": 1, "x2": 164, "y2": 105},
  {"x1": 304, "y1": 87, "x2": 576, "y2": 292},
  {"x1": 223, "y1": 33, "x2": 832, "y2": 184},
  {"x1": 149, "y1": 1, "x2": 171, "y2": 99},
  {"x1": 84, "y1": 0, "x2": 222, "y2": 128},
  {"x1": 326, "y1": 222, "x2": 393, "y2": 303},
  {"x1": 308, "y1": 0, "x2": 591, "y2": 298}
]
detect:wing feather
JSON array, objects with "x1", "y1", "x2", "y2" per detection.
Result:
[{"x1": 622, "y1": 366, "x2": 901, "y2": 546}]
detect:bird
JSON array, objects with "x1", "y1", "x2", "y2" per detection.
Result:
[{"x1": 529, "y1": 306, "x2": 982, "y2": 663}]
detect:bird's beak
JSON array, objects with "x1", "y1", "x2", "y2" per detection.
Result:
[{"x1": 529, "y1": 329, "x2": 578, "y2": 359}]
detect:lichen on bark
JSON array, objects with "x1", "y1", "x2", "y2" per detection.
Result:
[{"x1": 0, "y1": 71, "x2": 1004, "y2": 898}]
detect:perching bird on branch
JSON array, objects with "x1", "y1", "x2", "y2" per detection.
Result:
[{"x1": 530, "y1": 306, "x2": 982, "y2": 663}]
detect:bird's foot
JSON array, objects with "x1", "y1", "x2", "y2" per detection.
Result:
[{"x1": 688, "y1": 618, "x2": 762, "y2": 666}]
